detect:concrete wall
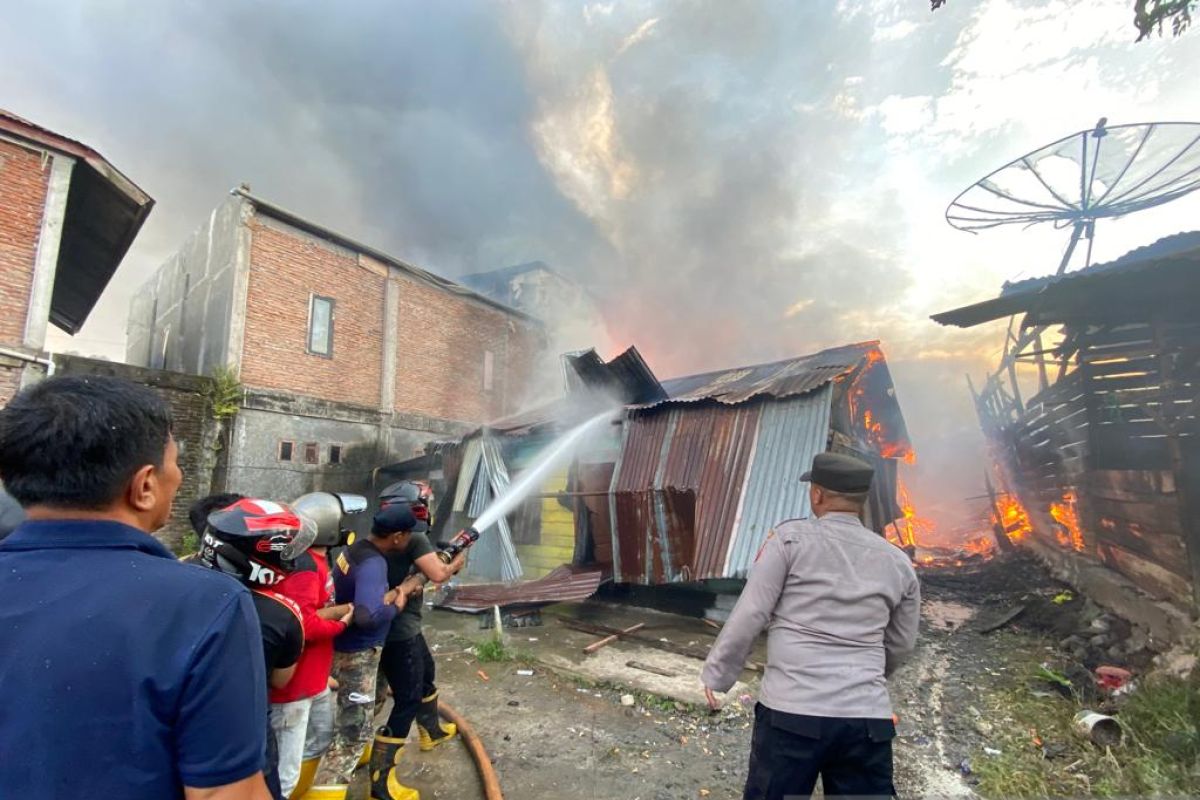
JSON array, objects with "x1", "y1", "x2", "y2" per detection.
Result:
[
  {"x1": 126, "y1": 194, "x2": 245, "y2": 375},
  {"x1": 51, "y1": 355, "x2": 221, "y2": 553},
  {"x1": 221, "y1": 388, "x2": 473, "y2": 536}
]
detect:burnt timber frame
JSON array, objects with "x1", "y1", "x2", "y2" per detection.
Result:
[{"x1": 967, "y1": 272, "x2": 1200, "y2": 606}]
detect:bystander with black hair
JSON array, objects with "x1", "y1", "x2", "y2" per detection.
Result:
[{"x1": 0, "y1": 375, "x2": 275, "y2": 800}]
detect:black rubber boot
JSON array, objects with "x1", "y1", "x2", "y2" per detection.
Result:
[
  {"x1": 415, "y1": 691, "x2": 458, "y2": 751},
  {"x1": 368, "y1": 730, "x2": 419, "y2": 800}
]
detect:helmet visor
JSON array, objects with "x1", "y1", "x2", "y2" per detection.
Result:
[{"x1": 279, "y1": 512, "x2": 318, "y2": 561}]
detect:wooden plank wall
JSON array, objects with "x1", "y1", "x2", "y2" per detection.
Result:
[
  {"x1": 999, "y1": 320, "x2": 1199, "y2": 605},
  {"x1": 1086, "y1": 470, "x2": 1191, "y2": 601}
]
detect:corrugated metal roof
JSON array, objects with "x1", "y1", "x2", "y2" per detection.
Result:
[
  {"x1": 932, "y1": 232, "x2": 1200, "y2": 328},
  {"x1": 725, "y1": 387, "x2": 833, "y2": 577},
  {"x1": 566, "y1": 346, "x2": 668, "y2": 404},
  {"x1": 434, "y1": 565, "x2": 604, "y2": 612},
  {"x1": 601, "y1": 341, "x2": 913, "y2": 584},
  {"x1": 652, "y1": 342, "x2": 878, "y2": 406}
]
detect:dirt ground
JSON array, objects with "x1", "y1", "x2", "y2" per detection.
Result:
[{"x1": 364, "y1": 552, "x2": 1155, "y2": 800}]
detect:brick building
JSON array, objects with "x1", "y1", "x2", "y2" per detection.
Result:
[
  {"x1": 127, "y1": 188, "x2": 546, "y2": 508},
  {"x1": 0, "y1": 110, "x2": 153, "y2": 404}
]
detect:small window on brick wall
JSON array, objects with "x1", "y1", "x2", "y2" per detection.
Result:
[
  {"x1": 303, "y1": 442, "x2": 320, "y2": 465},
  {"x1": 329, "y1": 444, "x2": 343, "y2": 465},
  {"x1": 278, "y1": 441, "x2": 295, "y2": 462},
  {"x1": 483, "y1": 349, "x2": 495, "y2": 391},
  {"x1": 308, "y1": 295, "x2": 334, "y2": 357}
]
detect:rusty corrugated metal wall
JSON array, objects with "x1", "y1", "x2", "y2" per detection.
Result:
[{"x1": 608, "y1": 402, "x2": 762, "y2": 583}]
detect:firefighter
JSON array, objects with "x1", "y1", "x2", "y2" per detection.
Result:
[
  {"x1": 270, "y1": 492, "x2": 362, "y2": 799},
  {"x1": 701, "y1": 453, "x2": 921, "y2": 800},
  {"x1": 307, "y1": 504, "x2": 423, "y2": 800},
  {"x1": 377, "y1": 482, "x2": 466, "y2": 760},
  {"x1": 198, "y1": 497, "x2": 319, "y2": 800}
]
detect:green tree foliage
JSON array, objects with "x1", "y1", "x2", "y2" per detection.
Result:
[{"x1": 930, "y1": 0, "x2": 1195, "y2": 40}]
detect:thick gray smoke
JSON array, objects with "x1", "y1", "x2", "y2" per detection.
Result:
[{"x1": 6, "y1": 0, "x2": 1198, "y2": 535}]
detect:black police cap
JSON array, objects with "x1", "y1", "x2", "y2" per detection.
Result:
[{"x1": 799, "y1": 452, "x2": 874, "y2": 493}]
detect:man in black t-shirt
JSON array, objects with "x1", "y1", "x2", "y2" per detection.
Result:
[
  {"x1": 378, "y1": 485, "x2": 466, "y2": 754},
  {"x1": 198, "y1": 498, "x2": 315, "y2": 800}
]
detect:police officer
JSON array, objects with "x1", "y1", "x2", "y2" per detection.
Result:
[{"x1": 702, "y1": 453, "x2": 920, "y2": 800}]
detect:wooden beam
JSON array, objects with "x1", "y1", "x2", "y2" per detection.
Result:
[
  {"x1": 1035, "y1": 331, "x2": 1050, "y2": 393},
  {"x1": 556, "y1": 616, "x2": 765, "y2": 673},
  {"x1": 583, "y1": 622, "x2": 645, "y2": 654},
  {"x1": 626, "y1": 660, "x2": 679, "y2": 678}
]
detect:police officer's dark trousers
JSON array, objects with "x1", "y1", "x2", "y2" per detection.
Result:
[{"x1": 744, "y1": 703, "x2": 895, "y2": 800}]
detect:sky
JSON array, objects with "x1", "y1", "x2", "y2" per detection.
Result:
[{"x1": 4, "y1": 0, "x2": 1198, "y2": 534}]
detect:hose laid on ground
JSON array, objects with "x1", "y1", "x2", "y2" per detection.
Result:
[{"x1": 440, "y1": 701, "x2": 504, "y2": 800}]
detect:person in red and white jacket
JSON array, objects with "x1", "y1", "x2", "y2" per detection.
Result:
[{"x1": 271, "y1": 493, "x2": 360, "y2": 798}]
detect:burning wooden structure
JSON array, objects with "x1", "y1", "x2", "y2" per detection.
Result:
[
  {"x1": 384, "y1": 341, "x2": 913, "y2": 587},
  {"x1": 934, "y1": 233, "x2": 1200, "y2": 607},
  {"x1": 585, "y1": 342, "x2": 911, "y2": 584}
]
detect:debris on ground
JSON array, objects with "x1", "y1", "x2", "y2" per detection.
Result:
[{"x1": 394, "y1": 550, "x2": 1198, "y2": 799}]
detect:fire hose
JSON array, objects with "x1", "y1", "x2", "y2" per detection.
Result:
[{"x1": 439, "y1": 701, "x2": 504, "y2": 800}]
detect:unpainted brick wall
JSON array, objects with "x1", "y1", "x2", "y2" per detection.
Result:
[
  {"x1": 51, "y1": 356, "x2": 220, "y2": 554},
  {"x1": 241, "y1": 216, "x2": 386, "y2": 408},
  {"x1": 239, "y1": 211, "x2": 545, "y2": 424},
  {"x1": 0, "y1": 139, "x2": 49, "y2": 346},
  {"x1": 393, "y1": 273, "x2": 546, "y2": 423}
]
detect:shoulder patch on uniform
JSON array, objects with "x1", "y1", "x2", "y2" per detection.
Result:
[
  {"x1": 336, "y1": 551, "x2": 350, "y2": 575},
  {"x1": 753, "y1": 529, "x2": 776, "y2": 563}
]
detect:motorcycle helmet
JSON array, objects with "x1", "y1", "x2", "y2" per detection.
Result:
[{"x1": 198, "y1": 498, "x2": 317, "y2": 587}]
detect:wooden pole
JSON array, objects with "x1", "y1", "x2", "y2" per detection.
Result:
[
  {"x1": 583, "y1": 622, "x2": 645, "y2": 654},
  {"x1": 984, "y1": 471, "x2": 1016, "y2": 552}
]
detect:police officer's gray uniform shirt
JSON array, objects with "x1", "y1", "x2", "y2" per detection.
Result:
[{"x1": 702, "y1": 512, "x2": 920, "y2": 719}]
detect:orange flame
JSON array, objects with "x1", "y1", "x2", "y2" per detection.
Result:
[
  {"x1": 962, "y1": 534, "x2": 997, "y2": 558},
  {"x1": 843, "y1": 347, "x2": 913, "y2": 462},
  {"x1": 1049, "y1": 491, "x2": 1085, "y2": 552},
  {"x1": 893, "y1": 479, "x2": 935, "y2": 549},
  {"x1": 992, "y1": 493, "x2": 1033, "y2": 543}
]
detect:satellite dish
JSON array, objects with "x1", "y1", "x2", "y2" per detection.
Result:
[{"x1": 946, "y1": 120, "x2": 1200, "y2": 273}]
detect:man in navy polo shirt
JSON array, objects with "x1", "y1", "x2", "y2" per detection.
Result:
[{"x1": 0, "y1": 375, "x2": 273, "y2": 800}]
